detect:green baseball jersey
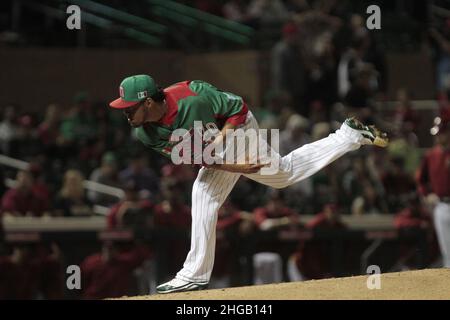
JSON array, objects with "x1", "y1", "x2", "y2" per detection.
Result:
[{"x1": 134, "y1": 80, "x2": 248, "y2": 157}]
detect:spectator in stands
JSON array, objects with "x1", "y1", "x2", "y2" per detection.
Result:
[
  {"x1": 247, "y1": 0, "x2": 289, "y2": 28},
  {"x1": 10, "y1": 114, "x2": 42, "y2": 161},
  {"x1": 78, "y1": 139, "x2": 106, "y2": 177},
  {"x1": 119, "y1": 152, "x2": 159, "y2": 200},
  {"x1": 308, "y1": 203, "x2": 347, "y2": 230},
  {"x1": 351, "y1": 181, "x2": 387, "y2": 215},
  {"x1": 310, "y1": 163, "x2": 341, "y2": 214},
  {"x1": 58, "y1": 92, "x2": 97, "y2": 170},
  {"x1": 293, "y1": 7, "x2": 342, "y2": 69},
  {"x1": 0, "y1": 105, "x2": 18, "y2": 156},
  {"x1": 153, "y1": 178, "x2": 191, "y2": 278},
  {"x1": 271, "y1": 22, "x2": 308, "y2": 115},
  {"x1": 253, "y1": 189, "x2": 300, "y2": 232},
  {"x1": 280, "y1": 114, "x2": 310, "y2": 156},
  {"x1": 337, "y1": 35, "x2": 371, "y2": 99},
  {"x1": 386, "y1": 138, "x2": 422, "y2": 179},
  {"x1": 1, "y1": 170, "x2": 48, "y2": 217},
  {"x1": 222, "y1": 0, "x2": 250, "y2": 25},
  {"x1": 160, "y1": 163, "x2": 196, "y2": 204},
  {"x1": 344, "y1": 64, "x2": 378, "y2": 123},
  {"x1": 161, "y1": 162, "x2": 196, "y2": 183},
  {"x1": 394, "y1": 194, "x2": 439, "y2": 270},
  {"x1": 311, "y1": 121, "x2": 331, "y2": 141},
  {"x1": 211, "y1": 200, "x2": 249, "y2": 289},
  {"x1": 251, "y1": 91, "x2": 287, "y2": 130},
  {"x1": 107, "y1": 180, "x2": 153, "y2": 230},
  {"x1": 392, "y1": 89, "x2": 420, "y2": 138},
  {"x1": 81, "y1": 239, "x2": 152, "y2": 299},
  {"x1": 93, "y1": 101, "x2": 121, "y2": 155},
  {"x1": 429, "y1": 21, "x2": 450, "y2": 93},
  {"x1": 342, "y1": 154, "x2": 384, "y2": 213},
  {"x1": 387, "y1": 89, "x2": 423, "y2": 176},
  {"x1": 349, "y1": 14, "x2": 367, "y2": 39},
  {"x1": 59, "y1": 92, "x2": 97, "y2": 144},
  {"x1": 306, "y1": 38, "x2": 338, "y2": 119},
  {"x1": 289, "y1": 203, "x2": 347, "y2": 281},
  {"x1": 381, "y1": 156, "x2": 416, "y2": 212},
  {"x1": 153, "y1": 179, "x2": 191, "y2": 228},
  {"x1": 88, "y1": 151, "x2": 121, "y2": 207},
  {"x1": 53, "y1": 169, "x2": 93, "y2": 217},
  {"x1": 279, "y1": 114, "x2": 314, "y2": 213},
  {"x1": 29, "y1": 163, "x2": 51, "y2": 210},
  {"x1": 394, "y1": 195, "x2": 431, "y2": 229},
  {"x1": 0, "y1": 242, "x2": 63, "y2": 299},
  {"x1": 416, "y1": 114, "x2": 450, "y2": 267},
  {"x1": 252, "y1": 190, "x2": 302, "y2": 284},
  {"x1": 36, "y1": 104, "x2": 65, "y2": 189},
  {"x1": 307, "y1": 123, "x2": 342, "y2": 212},
  {"x1": 260, "y1": 90, "x2": 294, "y2": 130},
  {"x1": 37, "y1": 104, "x2": 62, "y2": 155},
  {"x1": 229, "y1": 178, "x2": 268, "y2": 212}
]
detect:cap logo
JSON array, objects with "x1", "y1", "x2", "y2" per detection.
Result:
[
  {"x1": 119, "y1": 86, "x2": 125, "y2": 98},
  {"x1": 137, "y1": 91, "x2": 148, "y2": 99}
]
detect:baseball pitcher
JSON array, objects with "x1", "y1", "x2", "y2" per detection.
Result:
[{"x1": 109, "y1": 74, "x2": 388, "y2": 293}]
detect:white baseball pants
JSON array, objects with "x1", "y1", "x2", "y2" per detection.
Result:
[
  {"x1": 176, "y1": 112, "x2": 366, "y2": 283},
  {"x1": 433, "y1": 202, "x2": 450, "y2": 267}
]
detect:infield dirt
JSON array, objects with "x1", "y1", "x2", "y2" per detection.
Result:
[{"x1": 118, "y1": 268, "x2": 450, "y2": 300}]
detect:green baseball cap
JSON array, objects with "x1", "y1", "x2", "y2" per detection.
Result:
[{"x1": 109, "y1": 74, "x2": 158, "y2": 109}]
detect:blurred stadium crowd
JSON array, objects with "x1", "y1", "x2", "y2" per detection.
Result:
[{"x1": 1, "y1": 0, "x2": 450, "y2": 299}]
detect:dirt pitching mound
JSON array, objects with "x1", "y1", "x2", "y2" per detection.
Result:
[{"x1": 120, "y1": 269, "x2": 450, "y2": 300}]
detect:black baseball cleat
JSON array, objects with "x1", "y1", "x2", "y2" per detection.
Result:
[
  {"x1": 156, "y1": 278, "x2": 208, "y2": 294},
  {"x1": 344, "y1": 117, "x2": 389, "y2": 147}
]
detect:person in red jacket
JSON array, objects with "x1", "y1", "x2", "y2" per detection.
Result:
[
  {"x1": 153, "y1": 179, "x2": 192, "y2": 279},
  {"x1": 81, "y1": 240, "x2": 152, "y2": 299},
  {"x1": 106, "y1": 180, "x2": 153, "y2": 230},
  {"x1": 253, "y1": 190, "x2": 300, "y2": 232},
  {"x1": 306, "y1": 203, "x2": 347, "y2": 230},
  {"x1": 1, "y1": 170, "x2": 49, "y2": 217},
  {"x1": 416, "y1": 115, "x2": 450, "y2": 267},
  {"x1": 290, "y1": 203, "x2": 347, "y2": 280},
  {"x1": 211, "y1": 200, "x2": 248, "y2": 288},
  {"x1": 393, "y1": 194, "x2": 439, "y2": 269},
  {"x1": 252, "y1": 190, "x2": 301, "y2": 281},
  {"x1": 0, "y1": 242, "x2": 63, "y2": 299},
  {"x1": 153, "y1": 179, "x2": 191, "y2": 229},
  {"x1": 394, "y1": 196, "x2": 431, "y2": 230}
]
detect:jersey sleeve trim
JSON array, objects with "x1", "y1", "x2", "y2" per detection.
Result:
[
  {"x1": 160, "y1": 81, "x2": 197, "y2": 126},
  {"x1": 225, "y1": 102, "x2": 249, "y2": 126}
]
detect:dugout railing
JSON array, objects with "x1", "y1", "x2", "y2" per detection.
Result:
[{"x1": 0, "y1": 214, "x2": 431, "y2": 298}]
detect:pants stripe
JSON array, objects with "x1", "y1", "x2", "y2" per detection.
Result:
[{"x1": 175, "y1": 112, "x2": 362, "y2": 282}]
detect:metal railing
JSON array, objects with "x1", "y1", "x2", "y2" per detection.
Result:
[
  {"x1": 64, "y1": 0, "x2": 167, "y2": 35},
  {"x1": 375, "y1": 100, "x2": 439, "y2": 112},
  {"x1": 0, "y1": 154, "x2": 124, "y2": 215},
  {"x1": 14, "y1": 0, "x2": 256, "y2": 49},
  {"x1": 147, "y1": 0, "x2": 254, "y2": 45},
  {"x1": 21, "y1": 0, "x2": 164, "y2": 46}
]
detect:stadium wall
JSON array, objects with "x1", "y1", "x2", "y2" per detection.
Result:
[{"x1": 0, "y1": 48, "x2": 262, "y2": 110}]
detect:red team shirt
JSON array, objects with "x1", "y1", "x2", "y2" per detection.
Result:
[{"x1": 416, "y1": 146, "x2": 450, "y2": 198}]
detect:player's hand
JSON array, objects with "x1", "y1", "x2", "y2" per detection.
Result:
[{"x1": 231, "y1": 162, "x2": 268, "y2": 174}]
